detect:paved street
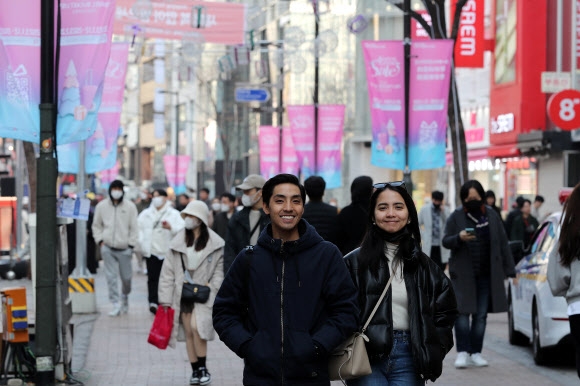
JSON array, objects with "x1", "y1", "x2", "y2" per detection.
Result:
[{"x1": 0, "y1": 259, "x2": 577, "y2": 385}]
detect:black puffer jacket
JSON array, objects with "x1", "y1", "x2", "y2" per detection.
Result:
[{"x1": 344, "y1": 243, "x2": 457, "y2": 382}]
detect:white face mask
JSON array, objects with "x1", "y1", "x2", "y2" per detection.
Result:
[
  {"x1": 139, "y1": 192, "x2": 148, "y2": 200},
  {"x1": 211, "y1": 202, "x2": 222, "y2": 212},
  {"x1": 241, "y1": 192, "x2": 259, "y2": 207},
  {"x1": 184, "y1": 217, "x2": 201, "y2": 230},
  {"x1": 220, "y1": 203, "x2": 230, "y2": 212},
  {"x1": 110, "y1": 190, "x2": 123, "y2": 200},
  {"x1": 152, "y1": 196, "x2": 165, "y2": 208}
]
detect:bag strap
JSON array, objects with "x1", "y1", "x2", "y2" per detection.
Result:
[
  {"x1": 361, "y1": 273, "x2": 395, "y2": 333},
  {"x1": 180, "y1": 254, "x2": 186, "y2": 272},
  {"x1": 249, "y1": 220, "x2": 261, "y2": 239}
]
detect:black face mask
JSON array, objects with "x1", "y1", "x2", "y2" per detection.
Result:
[
  {"x1": 464, "y1": 200, "x2": 483, "y2": 214},
  {"x1": 433, "y1": 203, "x2": 441, "y2": 210}
]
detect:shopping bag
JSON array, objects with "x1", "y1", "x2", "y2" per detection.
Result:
[{"x1": 147, "y1": 306, "x2": 175, "y2": 349}]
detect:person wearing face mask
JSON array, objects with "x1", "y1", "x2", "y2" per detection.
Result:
[
  {"x1": 442, "y1": 180, "x2": 515, "y2": 369},
  {"x1": 158, "y1": 200, "x2": 224, "y2": 386},
  {"x1": 92, "y1": 179, "x2": 139, "y2": 317},
  {"x1": 418, "y1": 190, "x2": 450, "y2": 271},
  {"x1": 223, "y1": 174, "x2": 270, "y2": 273},
  {"x1": 211, "y1": 193, "x2": 236, "y2": 239},
  {"x1": 137, "y1": 189, "x2": 185, "y2": 314}
]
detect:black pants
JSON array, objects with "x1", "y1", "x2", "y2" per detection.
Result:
[
  {"x1": 146, "y1": 255, "x2": 164, "y2": 305},
  {"x1": 570, "y1": 314, "x2": 580, "y2": 378},
  {"x1": 430, "y1": 246, "x2": 446, "y2": 271}
]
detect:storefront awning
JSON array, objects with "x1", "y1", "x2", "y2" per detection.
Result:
[{"x1": 445, "y1": 148, "x2": 489, "y2": 166}]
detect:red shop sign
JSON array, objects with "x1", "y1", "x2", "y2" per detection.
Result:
[{"x1": 547, "y1": 89, "x2": 580, "y2": 131}]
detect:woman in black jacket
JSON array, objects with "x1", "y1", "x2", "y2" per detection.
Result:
[{"x1": 345, "y1": 181, "x2": 458, "y2": 385}]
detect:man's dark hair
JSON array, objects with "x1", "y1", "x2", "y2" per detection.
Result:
[
  {"x1": 515, "y1": 196, "x2": 525, "y2": 208},
  {"x1": 350, "y1": 176, "x2": 373, "y2": 203},
  {"x1": 220, "y1": 192, "x2": 236, "y2": 203},
  {"x1": 304, "y1": 176, "x2": 326, "y2": 201},
  {"x1": 201, "y1": 187, "x2": 210, "y2": 194},
  {"x1": 534, "y1": 195, "x2": 545, "y2": 203},
  {"x1": 262, "y1": 174, "x2": 306, "y2": 206},
  {"x1": 522, "y1": 199, "x2": 532, "y2": 206},
  {"x1": 152, "y1": 189, "x2": 168, "y2": 197},
  {"x1": 178, "y1": 193, "x2": 189, "y2": 201},
  {"x1": 459, "y1": 180, "x2": 486, "y2": 203},
  {"x1": 431, "y1": 190, "x2": 444, "y2": 201}
]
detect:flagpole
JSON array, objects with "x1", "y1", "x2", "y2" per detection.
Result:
[{"x1": 402, "y1": 0, "x2": 413, "y2": 193}]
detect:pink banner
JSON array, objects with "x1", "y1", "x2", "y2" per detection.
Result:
[
  {"x1": 99, "y1": 162, "x2": 119, "y2": 187},
  {"x1": 88, "y1": 42, "x2": 130, "y2": 173},
  {"x1": 317, "y1": 105, "x2": 344, "y2": 189},
  {"x1": 288, "y1": 105, "x2": 315, "y2": 178},
  {"x1": 0, "y1": 1, "x2": 42, "y2": 142},
  {"x1": 163, "y1": 155, "x2": 190, "y2": 195},
  {"x1": 114, "y1": 0, "x2": 246, "y2": 45},
  {"x1": 281, "y1": 127, "x2": 299, "y2": 176},
  {"x1": 57, "y1": 0, "x2": 116, "y2": 145},
  {"x1": 362, "y1": 41, "x2": 406, "y2": 170},
  {"x1": 258, "y1": 126, "x2": 280, "y2": 179},
  {"x1": 408, "y1": 40, "x2": 453, "y2": 170}
]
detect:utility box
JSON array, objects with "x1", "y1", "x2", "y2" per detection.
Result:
[{"x1": 1, "y1": 287, "x2": 28, "y2": 343}]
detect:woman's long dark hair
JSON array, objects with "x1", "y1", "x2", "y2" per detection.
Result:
[
  {"x1": 359, "y1": 185, "x2": 421, "y2": 277},
  {"x1": 185, "y1": 222, "x2": 210, "y2": 251},
  {"x1": 559, "y1": 182, "x2": 580, "y2": 266}
]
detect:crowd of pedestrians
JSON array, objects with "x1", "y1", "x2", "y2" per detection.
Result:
[{"x1": 74, "y1": 171, "x2": 580, "y2": 385}]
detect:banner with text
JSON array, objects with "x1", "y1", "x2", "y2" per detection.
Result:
[
  {"x1": 57, "y1": 0, "x2": 116, "y2": 144},
  {"x1": 362, "y1": 41, "x2": 406, "y2": 170},
  {"x1": 114, "y1": 0, "x2": 246, "y2": 45},
  {"x1": 99, "y1": 162, "x2": 119, "y2": 190},
  {"x1": 408, "y1": 40, "x2": 453, "y2": 170},
  {"x1": 281, "y1": 126, "x2": 300, "y2": 176},
  {"x1": 258, "y1": 125, "x2": 280, "y2": 179},
  {"x1": 451, "y1": 0, "x2": 484, "y2": 68},
  {"x1": 288, "y1": 105, "x2": 315, "y2": 178},
  {"x1": 0, "y1": 0, "x2": 116, "y2": 144},
  {"x1": 57, "y1": 43, "x2": 129, "y2": 174},
  {"x1": 163, "y1": 155, "x2": 190, "y2": 195},
  {"x1": 317, "y1": 105, "x2": 344, "y2": 189},
  {"x1": 0, "y1": 1, "x2": 41, "y2": 142}
]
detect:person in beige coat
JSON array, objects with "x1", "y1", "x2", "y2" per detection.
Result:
[{"x1": 158, "y1": 200, "x2": 224, "y2": 386}]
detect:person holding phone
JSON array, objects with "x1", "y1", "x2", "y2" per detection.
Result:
[
  {"x1": 138, "y1": 189, "x2": 184, "y2": 314},
  {"x1": 443, "y1": 180, "x2": 515, "y2": 369}
]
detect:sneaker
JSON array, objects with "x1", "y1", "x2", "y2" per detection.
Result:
[
  {"x1": 454, "y1": 351, "x2": 470, "y2": 369},
  {"x1": 149, "y1": 303, "x2": 158, "y2": 315},
  {"x1": 189, "y1": 370, "x2": 200, "y2": 385},
  {"x1": 470, "y1": 353, "x2": 489, "y2": 367},
  {"x1": 199, "y1": 367, "x2": 211, "y2": 385},
  {"x1": 121, "y1": 295, "x2": 129, "y2": 314},
  {"x1": 108, "y1": 303, "x2": 122, "y2": 317}
]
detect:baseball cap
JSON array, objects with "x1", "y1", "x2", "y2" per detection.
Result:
[{"x1": 236, "y1": 174, "x2": 266, "y2": 190}]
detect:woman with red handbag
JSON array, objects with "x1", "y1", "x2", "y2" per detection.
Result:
[{"x1": 158, "y1": 200, "x2": 225, "y2": 386}]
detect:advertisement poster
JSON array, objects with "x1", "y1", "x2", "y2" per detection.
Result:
[
  {"x1": 408, "y1": 40, "x2": 453, "y2": 170},
  {"x1": 281, "y1": 126, "x2": 299, "y2": 176},
  {"x1": 288, "y1": 105, "x2": 315, "y2": 179},
  {"x1": 362, "y1": 41, "x2": 406, "y2": 170},
  {"x1": 163, "y1": 155, "x2": 190, "y2": 195}
]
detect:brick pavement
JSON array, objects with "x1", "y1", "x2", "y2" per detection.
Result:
[{"x1": 0, "y1": 259, "x2": 576, "y2": 385}]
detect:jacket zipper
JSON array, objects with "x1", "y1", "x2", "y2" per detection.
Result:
[{"x1": 280, "y1": 241, "x2": 286, "y2": 385}]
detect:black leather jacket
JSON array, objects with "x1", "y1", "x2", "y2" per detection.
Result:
[{"x1": 344, "y1": 243, "x2": 458, "y2": 382}]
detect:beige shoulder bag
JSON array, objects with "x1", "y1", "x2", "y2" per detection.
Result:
[{"x1": 328, "y1": 274, "x2": 395, "y2": 384}]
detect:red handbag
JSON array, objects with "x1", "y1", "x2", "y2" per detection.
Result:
[{"x1": 147, "y1": 306, "x2": 175, "y2": 349}]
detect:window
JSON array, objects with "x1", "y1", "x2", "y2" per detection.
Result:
[
  {"x1": 529, "y1": 223, "x2": 548, "y2": 254},
  {"x1": 142, "y1": 102, "x2": 153, "y2": 124},
  {"x1": 143, "y1": 59, "x2": 154, "y2": 83}
]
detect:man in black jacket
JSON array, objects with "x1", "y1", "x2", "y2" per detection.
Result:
[
  {"x1": 303, "y1": 176, "x2": 338, "y2": 244},
  {"x1": 213, "y1": 174, "x2": 359, "y2": 386},
  {"x1": 223, "y1": 174, "x2": 270, "y2": 273},
  {"x1": 335, "y1": 175, "x2": 373, "y2": 255}
]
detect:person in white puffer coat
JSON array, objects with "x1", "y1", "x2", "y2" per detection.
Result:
[{"x1": 138, "y1": 188, "x2": 184, "y2": 315}]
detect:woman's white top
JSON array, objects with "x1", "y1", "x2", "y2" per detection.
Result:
[
  {"x1": 385, "y1": 241, "x2": 409, "y2": 331},
  {"x1": 186, "y1": 246, "x2": 204, "y2": 271}
]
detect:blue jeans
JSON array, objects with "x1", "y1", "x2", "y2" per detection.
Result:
[
  {"x1": 348, "y1": 331, "x2": 425, "y2": 386},
  {"x1": 454, "y1": 275, "x2": 490, "y2": 353}
]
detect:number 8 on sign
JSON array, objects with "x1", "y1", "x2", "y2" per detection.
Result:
[{"x1": 547, "y1": 89, "x2": 580, "y2": 131}]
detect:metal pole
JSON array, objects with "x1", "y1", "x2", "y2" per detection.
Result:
[
  {"x1": 313, "y1": 1, "x2": 320, "y2": 175},
  {"x1": 73, "y1": 141, "x2": 88, "y2": 277},
  {"x1": 15, "y1": 140, "x2": 23, "y2": 252},
  {"x1": 557, "y1": 0, "x2": 563, "y2": 72},
  {"x1": 37, "y1": 0, "x2": 58, "y2": 383},
  {"x1": 403, "y1": 0, "x2": 413, "y2": 193},
  {"x1": 572, "y1": 0, "x2": 577, "y2": 89},
  {"x1": 175, "y1": 100, "x2": 179, "y2": 189}
]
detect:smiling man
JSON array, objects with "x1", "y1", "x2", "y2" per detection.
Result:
[{"x1": 213, "y1": 174, "x2": 359, "y2": 385}]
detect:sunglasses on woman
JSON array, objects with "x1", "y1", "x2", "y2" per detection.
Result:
[{"x1": 373, "y1": 181, "x2": 406, "y2": 190}]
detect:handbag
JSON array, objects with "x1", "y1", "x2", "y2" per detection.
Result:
[
  {"x1": 147, "y1": 306, "x2": 175, "y2": 349},
  {"x1": 328, "y1": 274, "x2": 395, "y2": 384},
  {"x1": 180, "y1": 255, "x2": 210, "y2": 303}
]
